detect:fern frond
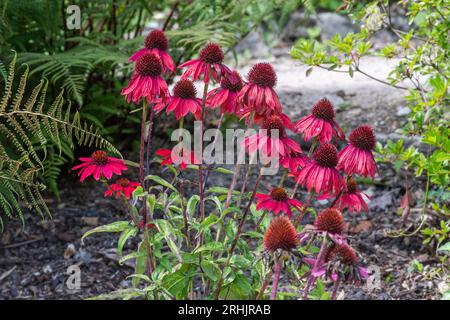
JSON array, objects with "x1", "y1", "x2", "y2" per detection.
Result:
[{"x1": 0, "y1": 53, "x2": 120, "y2": 228}]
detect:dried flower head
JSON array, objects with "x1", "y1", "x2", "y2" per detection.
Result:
[
  {"x1": 264, "y1": 217, "x2": 299, "y2": 251},
  {"x1": 335, "y1": 243, "x2": 359, "y2": 265},
  {"x1": 314, "y1": 208, "x2": 344, "y2": 233}
]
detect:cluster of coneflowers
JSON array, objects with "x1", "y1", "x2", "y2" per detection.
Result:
[{"x1": 71, "y1": 29, "x2": 377, "y2": 300}]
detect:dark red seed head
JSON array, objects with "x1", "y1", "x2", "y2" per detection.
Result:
[
  {"x1": 144, "y1": 29, "x2": 169, "y2": 51},
  {"x1": 116, "y1": 178, "x2": 130, "y2": 187},
  {"x1": 262, "y1": 115, "x2": 284, "y2": 131},
  {"x1": 221, "y1": 71, "x2": 243, "y2": 92},
  {"x1": 135, "y1": 53, "x2": 162, "y2": 77},
  {"x1": 349, "y1": 125, "x2": 376, "y2": 151},
  {"x1": 314, "y1": 208, "x2": 344, "y2": 234},
  {"x1": 311, "y1": 98, "x2": 335, "y2": 120},
  {"x1": 248, "y1": 62, "x2": 277, "y2": 88},
  {"x1": 173, "y1": 79, "x2": 197, "y2": 99},
  {"x1": 199, "y1": 43, "x2": 224, "y2": 64},
  {"x1": 335, "y1": 243, "x2": 359, "y2": 265},
  {"x1": 313, "y1": 143, "x2": 338, "y2": 168},
  {"x1": 323, "y1": 244, "x2": 337, "y2": 262},
  {"x1": 264, "y1": 216, "x2": 299, "y2": 251},
  {"x1": 270, "y1": 187, "x2": 289, "y2": 202},
  {"x1": 91, "y1": 150, "x2": 108, "y2": 166},
  {"x1": 346, "y1": 178, "x2": 358, "y2": 194}
]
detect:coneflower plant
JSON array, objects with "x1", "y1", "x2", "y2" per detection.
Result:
[{"x1": 73, "y1": 29, "x2": 377, "y2": 300}]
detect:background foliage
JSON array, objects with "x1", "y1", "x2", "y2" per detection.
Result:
[
  {"x1": 291, "y1": 0, "x2": 449, "y2": 270},
  {"x1": 0, "y1": 0, "x2": 310, "y2": 223}
]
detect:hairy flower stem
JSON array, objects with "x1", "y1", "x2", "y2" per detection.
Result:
[
  {"x1": 237, "y1": 151, "x2": 257, "y2": 208},
  {"x1": 329, "y1": 190, "x2": 343, "y2": 208},
  {"x1": 202, "y1": 112, "x2": 225, "y2": 191},
  {"x1": 145, "y1": 106, "x2": 155, "y2": 188},
  {"x1": 278, "y1": 169, "x2": 288, "y2": 187},
  {"x1": 224, "y1": 118, "x2": 254, "y2": 209},
  {"x1": 224, "y1": 164, "x2": 240, "y2": 209},
  {"x1": 214, "y1": 170, "x2": 263, "y2": 299},
  {"x1": 139, "y1": 101, "x2": 148, "y2": 187},
  {"x1": 291, "y1": 179, "x2": 300, "y2": 198},
  {"x1": 270, "y1": 259, "x2": 282, "y2": 300},
  {"x1": 198, "y1": 82, "x2": 209, "y2": 223},
  {"x1": 331, "y1": 276, "x2": 341, "y2": 300},
  {"x1": 139, "y1": 100, "x2": 154, "y2": 275},
  {"x1": 303, "y1": 235, "x2": 328, "y2": 299},
  {"x1": 294, "y1": 191, "x2": 314, "y2": 228},
  {"x1": 255, "y1": 212, "x2": 267, "y2": 230},
  {"x1": 179, "y1": 179, "x2": 191, "y2": 250},
  {"x1": 256, "y1": 270, "x2": 274, "y2": 300}
]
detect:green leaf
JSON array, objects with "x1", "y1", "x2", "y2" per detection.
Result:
[
  {"x1": 155, "y1": 219, "x2": 182, "y2": 262},
  {"x1": 117, "y1": 226, "x2": 138, "y2": 256},
  {"x1": 133, "y1": 241, "x2": 148, "y2": 287},
  {"x1": 145, "y1": 175, "x2": 178, "y2": 193},
  {"x1": 187, "y1": 195, "x2": 200, "y2": 217},
  {"x1": 201, "y1": 260, "x2": 220, "y2": 281},
  {"x1": 81, "y1": 221, "x2": 130, "y2": 242},
  {"x1": 437, "y1": 242, "x2": 450, "y2": 253},
  {"x1": 194, "y1": 242, "x2": 225, "y2": 253}
]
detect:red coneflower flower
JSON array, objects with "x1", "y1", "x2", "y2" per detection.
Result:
[
  {"x1": 314, "y1": 208, "x2": 345, "y2": 234},
  {"x1": 72, "y1": 150, "x2": 127, "y2": 182},
  {"x1": 334, "y1": 178, "x2": 370, "y2": 214},
  {"x1": 122, "y1": 52, "x2": 168, "y2": 104},
  {"x1": 206, "y1": 70, "x2": 243, "y2": 115},
  {"x1": 338, "y1": 125, "x2": 377, "y2": 179},
  {"x1": 244, "y1": 114, "x2": 301, "y2": 159},
  {"x1": 179, "y1": 43, "x2": 232, "y2": 83},
  {"x1": 279, "y1": 151, "x2": 310, "y2": 174},
  {"x1": 263, "y1": 216, "x2": 299, "y2": 251},
  {"x1": 238, "y1": 62, "x2": 282, "y2": 124},
  {"x1": 129, "y1": 29, "x2": 175, "y2": 73},
  {"x1": 256, "y1": 187, "x2": 303, "y2": 219},
  {"x1": 295, "y1": 98, "x2": 345, "y2": 143},
  {"x1": 155, "y1": 148, "x2": 198, "y2": 170},
  {"x1": 295, "y1": 143, "x2": 344, "y2": 195},
  {"x1": 104, "y1": 178, "x2": 140, "y2": 200},
  {"x1": 154, "y1": 79, "x2": 202, "y2": 120}
]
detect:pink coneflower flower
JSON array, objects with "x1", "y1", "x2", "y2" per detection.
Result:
[
  {"x1": 179, "y1": 43, "x2": 232, "y2": 83},
  {"x1": 206, "y1": 70, "x2": 243, "y2": 115},
  {"x1": 155, "y1": 148, "x2": 198, "y2": 170},
  {"x1": 256, "y1": 187, "x2": 303, "y2": 219},
  {"x1": 121, "y1": 52, "x2": 168, "y2": 104},
  {"x1": 244, "y1": 114, "x2": 301, "y2": 159},
  {"x1": 104, "y1": 178, "x2": 140, "y2": 200},
  {"x1": 238, "y1": 62, "x2": 282, "y2": 124},
  {"x1": 129, "y1": 29, "x2": 175, "y2": 73},
  {"x1": 154, "y1": 79, "x2": 202, "y2": 120},
  {"x1": 72, "y1": 151, "x2": 127, "y2": 182},
  {"x1": 264, "y1": 216, "x2": 299, "y2": 251},
  {"x1": 338, "y1": 125, "x2": 377, "y2": 179},
  {"x1": 279, "y1": 151, "x2": 310, "y2": 174},
  {"x1": 295, "y1": 143, "x2": 344, "y2": 195},
  {"x1": 295, "y1": 98, "x2": 345, "y2": 143},
  {"x1": 334, "y1": 179, "x2": 370, "y2": 214}
]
